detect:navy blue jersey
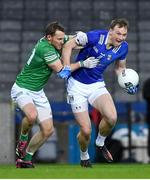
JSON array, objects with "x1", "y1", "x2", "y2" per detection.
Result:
[{"x1": 72, "y1": 30, "x2": 128, "y2": 84}]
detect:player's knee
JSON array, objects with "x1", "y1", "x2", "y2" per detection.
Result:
[
  {"x1": 108, "y1": 114, "x2": 117, "y2": 128},
  {"x1": 42, "y1": 126, "x2": 54, "y2": 138},
  {"x1": 27, "y1": 111, "x2": 38, "y2": 124},
  {"x1": 81, "y1": 127, "x2": 91, "y2": 137}
]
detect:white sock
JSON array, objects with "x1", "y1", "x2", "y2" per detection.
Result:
[
  {"x1": 95, "y1": 133, "x2": 106, "y2": 147},
  {"x1": 80, "y1": 149, "x2": 89, "y2": 160}
]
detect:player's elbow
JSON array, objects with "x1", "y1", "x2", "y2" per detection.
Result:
[{"x1": 64, "y1": 38, "x2": 76, "y2": 49}]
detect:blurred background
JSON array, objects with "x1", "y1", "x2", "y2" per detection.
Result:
[{"x1": 0, "y1": 0, "x2": 150, "y2": 165}]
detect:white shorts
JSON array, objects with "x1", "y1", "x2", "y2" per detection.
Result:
[
  {"x1": 67, "y1": 77, "x2": 109, "y2": 112},
  {"x1": 11, "y1": 83, "x2": 52, "y2": 122}
]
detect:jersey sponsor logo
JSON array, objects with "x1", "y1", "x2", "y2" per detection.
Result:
[{"x1": 97, "y1": 52, "x2": 112, "y2": 61}]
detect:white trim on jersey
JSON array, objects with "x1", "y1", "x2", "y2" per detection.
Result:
[
  {"x1": 112, "y1": 45, "x2": 121, "y2": 53},
  {"x1": 45, "y1": 54, "x2": 58, "y2": 62},
  {"x1": 104, "y1": 32, "x2": 109, "y2": 44},
  {"x1": 98, "y1": 34, "x2": 105, "y2": 45},
  {"x1": 93, "y1": 46, "x2": 99, "y2": 53}
]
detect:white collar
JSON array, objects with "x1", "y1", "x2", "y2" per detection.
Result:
[{"x1": 104, "y1": 32, "x2": 109, "y2": 45}]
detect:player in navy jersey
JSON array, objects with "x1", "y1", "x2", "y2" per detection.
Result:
[{"x1": 61, "y1": 18, "x2": 138, "y2": 167}]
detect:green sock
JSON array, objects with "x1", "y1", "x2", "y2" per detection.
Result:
[
  {"x1": 23, "y1": 152, "x2": 33, "y2": 161},
  {"x1": 20, "y1": 134, "x2": 28, "y2": 141}
]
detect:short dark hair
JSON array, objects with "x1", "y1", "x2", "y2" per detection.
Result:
[
  {"x1": 109, "y1": 18, "x2": 129, "y2": 30},
  {"x1": 45, "y1": 22, "x2": 65, "y2": 37}
]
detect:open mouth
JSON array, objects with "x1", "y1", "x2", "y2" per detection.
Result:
[
  {"x1": 115, "y1": 40, "x2": 122, "y2": 46},
  {"x1": 116, "y1": 39, "x2": 122, "y2": 43}
]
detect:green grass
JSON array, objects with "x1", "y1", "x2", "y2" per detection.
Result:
[{"x1": 0, "y1": 163, "x2": 150, "y2": 179}]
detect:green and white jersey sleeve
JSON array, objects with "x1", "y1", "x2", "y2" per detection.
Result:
[
  {"x1": 43, "y1": 48, "x2": 60, "y2": 64},
  {"x1": 16, "y1": 38, "x2": 61, "y2": 91},
  {"x1": 43, "y1": 35, "x2": 68, "y2": 64}
]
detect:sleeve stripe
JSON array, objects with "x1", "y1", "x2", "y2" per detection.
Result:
[{"x1": 44, "y1": 54, "x2": 58, "y2": 62}]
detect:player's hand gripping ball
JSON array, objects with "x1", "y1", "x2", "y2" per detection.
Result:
[{"x1": 118, "y1": 68, "x2": 139, "y2": 95}]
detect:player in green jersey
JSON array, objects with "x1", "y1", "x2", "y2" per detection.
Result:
[{"x1": 11, "y1": 22, "x2": 99, "y2": 168}]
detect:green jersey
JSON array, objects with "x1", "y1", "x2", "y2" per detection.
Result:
[{"x1": 16, "y1": 36, "x2": 68, "y2": 91}]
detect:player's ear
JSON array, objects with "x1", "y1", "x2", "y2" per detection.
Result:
[
  {"x1": 109, "y1": 28, "x2": 113, "y2": 34},
  {"x1": 47, "y1": 35, "x2": 52, "y2": 41}
]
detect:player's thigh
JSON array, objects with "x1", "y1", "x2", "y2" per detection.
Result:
[
  {"x1": 92, "y1": 93, "x2": 117, "y2": 120},
  {"x1": 11, "y1": 83, "x2": 35, "y2": 109},
  {"x1": 69, "y1": 100, "x2": 91, "y2": 130},
  {"x1": 74, "y1": 110, "x2": 91, "y2": 130},
  {"x1": 33, "y1": 90, "x2": 53, "y2": 123},
  {"x1": 22, "y1": 103, "x2": 38, "y2": 121},
  {"x1": 11, "y1": 83, "x2": 38, "y2": 120}
]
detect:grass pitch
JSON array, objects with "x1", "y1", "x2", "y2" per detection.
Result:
[{"x1": 0, "y1": 163, "x2": 150, "y2": 179}]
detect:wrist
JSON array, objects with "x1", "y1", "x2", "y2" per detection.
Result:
[
  {"x1": 57, "y1": 66, "x2": 64, "y2": 73},
  {"x1": 64, "y1": 65, "x2": 71, "y2": 69},
  {"x1": 79, "y1": 61, "x2": 84, "y2": 67}
]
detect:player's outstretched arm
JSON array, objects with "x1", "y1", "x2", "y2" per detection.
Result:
[
  {"x1": 48, "y1": 56, "x2": 99, "y2": 80},
  {"x1": 115, "y1": 60, "x2": 139, "y2": 95},
  {"x1": 57, "y1": 56, "x2": 99, "y2": 79},
  {"x1": 115, "y1": 59, "x2": 126, "y2": 76},
  {"x1": 62, "y1": 31, "x2": 88, "y2": 66}
]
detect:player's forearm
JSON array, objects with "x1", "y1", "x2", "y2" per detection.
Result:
[
  {"x1": 70, "y1": 62, "x2": 81, "y2": 71},
  {"x1": 115, "y1": 59, "x2": 126, "y2": 75},
  {"x1": 61, "y1": 47, "x2": 72, "y2": 66},
  {"x1": 62, "y1": 38, "x2": 77, "y2": 66},
  {"x1": 115, "y1": 67, "x2": 125, "y2": 76}
]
